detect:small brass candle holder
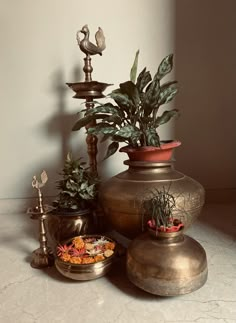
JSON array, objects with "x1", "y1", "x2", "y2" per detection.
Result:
[{"x1": 27, "y1": 171, "x2": 54, "y2": 269}]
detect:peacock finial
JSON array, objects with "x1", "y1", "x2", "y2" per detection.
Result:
[
  {"x1": 31, "y1": 170, "x2": 48, "y2": 213},
  {"x1": 32, "y1": 170, "x2": 48, "y2": 191},
  {"x1": 76, "y1": 24, "x2": 106, "y2": 57}
]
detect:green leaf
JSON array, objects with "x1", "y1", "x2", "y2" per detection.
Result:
[
  {"x1": 157, "y1": 54, "x2": 173, "y2": 80},
  {"x1": 103, "y1": 115, "x2": 122, "y2": 125},
  {"x1": 119, "y1": 81, "x2": 140, "y2": 107},
  {"x1": 101, "y1": 133, "x2": 127, "y2": 143},
  {"x1": 110, "y1": 90, "x2": 133, "y2": 115},
  {"x1": 143, "y1": 74, "x2": 160, "y2": 116},
  {"x1": 130, "y1": 131, "x2": 141, "y2": 145},
  {"x1": 87, "y1": 124, "x2": 117, "y2": 135},
  {"x1": 103, "y1": 141, "x2": 119, "y2": 160},
  {"x1": 136, "y1": 68, "x2": 152, "y2": 94},
  {"x1": 145, "y1": 127, "x2": 160, "y2": 146},
  {"x1": 158, "y1": 83, "x2": 178, "y2": 105},
  {"x1": 72, "y1": 113, "x2": 109, "y2": 131},
  {"x1": 160, "y1": 80, "x2": 178, "y2": 90},
  {"x1": 86, "y1": 103, "x2": 122, "y2": 117},
  {"x1": 113, "y1": 134, "x2": 129, "y2": 142},
  {"x1": 116, "y1": 125, "x2": 141, "y2": 139},
  {"x1": 130, "y1": 50, "x2": 139, "y2": 83},
  {"x1": 155, "y1": 109, "x2": 179, "y2": 127}
]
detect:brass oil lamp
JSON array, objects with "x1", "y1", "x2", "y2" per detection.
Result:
[
  {"x1": 66, "y1": 24, "x2": 112, "y2": 175},
  {"x1": 27, "y1": 171, "x2": 54, "y2": 268}
]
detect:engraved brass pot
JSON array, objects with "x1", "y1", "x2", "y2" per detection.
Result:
[
  {"x1": 47, "y1": 209, "x2": 95, "y2": 245},
  {"x1": 127, "y1": 229, "x2": 208, "y2": 296},
  {"x1": 100, "y1": 161, "x2": 205, "y2": 238}
]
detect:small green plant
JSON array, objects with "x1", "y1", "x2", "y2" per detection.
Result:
[
  {"x1": 73, "y1": 51, "x2": 179, "y2": 159},
  {"x1": 140, "y1": 186, "x2": 182, "y2": 232},
  {"x1": 54, "y1": 153, "x2": 98, "y2": 212}
]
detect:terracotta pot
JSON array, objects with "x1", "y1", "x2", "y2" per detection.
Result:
[
  {"x1": 46, "y1": 209, "x2": 95, "y2": 245},
  {"x1": 127, "y1": 229, "x2": 208, "y2": 296},
  {"x1": 99, "y1": 160, "x2": 205, "y2": 238},
  {"x1": 147, "y1": 220, "x2": 184, "y2": 233},
  {"x1": 119, "y1": 140, "x2": 181, "y2": 162}
]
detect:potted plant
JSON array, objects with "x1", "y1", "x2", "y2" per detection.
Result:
[
  {"x1": 127, "y1": 186, "x2": 207, "y2": 297},
  {"x1": 47, "y1": 153, "x2": 98, "y2": 244},
  {"x1": 72, "y1": 50, "x2": 180, "y2": 161},
  {"x1": 70, "y1": 51, "x2": 204, "y2": 240},
  {"x1": 140, "y1": 186, "x2": 184, "y2": 234}
]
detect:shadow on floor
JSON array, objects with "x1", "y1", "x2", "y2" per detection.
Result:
[
  {"x1": 197, "y1": 204, "x2": 236, "y2": 239},
  {"x1": 105, "y1": 256, "x2": 168, "y2": 301}
]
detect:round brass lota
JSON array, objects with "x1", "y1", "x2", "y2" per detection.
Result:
[
  {"x1": 99, "y1": 161, "x2": 205, "y2": 238},
  {"x1": 127, "y1": 229, "x2": 208, "y2": 296}
]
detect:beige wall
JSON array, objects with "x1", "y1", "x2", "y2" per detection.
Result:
[
  {"x1": 175, "y1": 0, "x2": 236, "y2": 191},
  {"x1": 2, "y1": 0, "x2": 235, "y2": 203},
  {"x1": 0, "y1": 0, "x2": 175, "y2": 199}
]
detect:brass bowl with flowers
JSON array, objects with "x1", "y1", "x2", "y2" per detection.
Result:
[{"x1": 55, "y1": 235, "x2": 117, "y2": 280}]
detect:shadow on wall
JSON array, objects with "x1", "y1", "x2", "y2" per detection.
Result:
[
  {"x1": 174, "y1": 0, "x2": 236, "y2": 190},
  {"x1": 23, "y1": 66, "x2": 88, "y2": 200},
  {"x1": 21, "y1": 66, "x2": 89, "y2": 241},
  {"x1": 46, "y1": 67, "x2": 84, "y2": 163}
]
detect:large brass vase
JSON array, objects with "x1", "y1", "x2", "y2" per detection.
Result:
[
  {"x1": 127, "y1": 230, "x2": 208, "y2": 296},
  {"x1": 100, "y1": 161, "x2": 205, "y2": 238}
]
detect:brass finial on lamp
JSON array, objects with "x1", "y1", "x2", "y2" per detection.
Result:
[{"x1": 66, "y1": 25, "x2": 112, "y2": 175}]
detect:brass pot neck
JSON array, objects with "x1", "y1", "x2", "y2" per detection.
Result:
[
  {"x1": 148, "y1": 228, "x2": 184, "y2": 244},
  {"x1": 124, "y1": 160, "x2": 174, "y2": 174}
]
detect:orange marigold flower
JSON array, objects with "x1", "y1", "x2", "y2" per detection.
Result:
[
  {"x1": 70, "y1": 257, "x2": 82, "y2": 264},
  {"x1": 61, "y1": 253, "x2": 71, "y2": 262},
  {"x1": 105, "y1": 242, "x2": 115, "y2": 250},
  {"x1": 72, "y1": 237, "x2": 85, "y2": 249},
  {"x1": 94, "y1": 254, "x2": 105, "y2": 262},
  {"x1": 81, "y1": 257, "x2": 95, "y2": 264}
]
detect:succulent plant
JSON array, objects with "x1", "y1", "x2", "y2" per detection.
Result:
[
  {"x1": 140, "y1": 186, "x2": 190, "y2": 233},
  {"x1": 73, "y1": 51, "x2": 179, "y2": 159},
  {"x1": 141, "y1": 186, "x2": 176, "y2": 230}
]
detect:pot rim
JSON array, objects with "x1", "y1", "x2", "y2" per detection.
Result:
[
  {"x1": 51, "y1": 208, "x2": 91, "y2": 217},
  {"x1": 119, "y1": 140, "x2": 181, "y2": 153},
  {"x1": 148, "y1": 226, "x2": 184, "y2": 239}
]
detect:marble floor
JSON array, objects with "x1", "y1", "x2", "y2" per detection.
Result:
[{"x1": 0, "y1": 203, "x2": 236, "y2": 323}]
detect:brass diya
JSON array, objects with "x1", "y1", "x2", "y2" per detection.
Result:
[
  {"x1": 55, "y1": 235, "x2": 117, "y2": 280},
  {"x1": 27, "y1": 171, "x2": 54, "y2": 269},
  {"x1": 127, "y1": 229, "x2": 208, "y2": 296}
]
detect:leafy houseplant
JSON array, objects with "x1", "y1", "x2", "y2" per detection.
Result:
[
  {"x1": 73, "y1": 51, "x2": 180, "y2": 160},
  {"x1": 140, "y1": 186, "x2": 184, "y2": 233},
  {"x1": 53, "y1": 153, "x2": 98, "y2": 212},
  {"x1": 47, "y1": 153, "x2": 99, "y2": 244}
]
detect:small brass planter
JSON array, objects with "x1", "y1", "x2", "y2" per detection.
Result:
[
  {"x1": 127, "y1": 229, "x2": 208, "y2": 296},
  {"x1": 47, "y1": 209, "x2": 95, "y2": 245}
]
